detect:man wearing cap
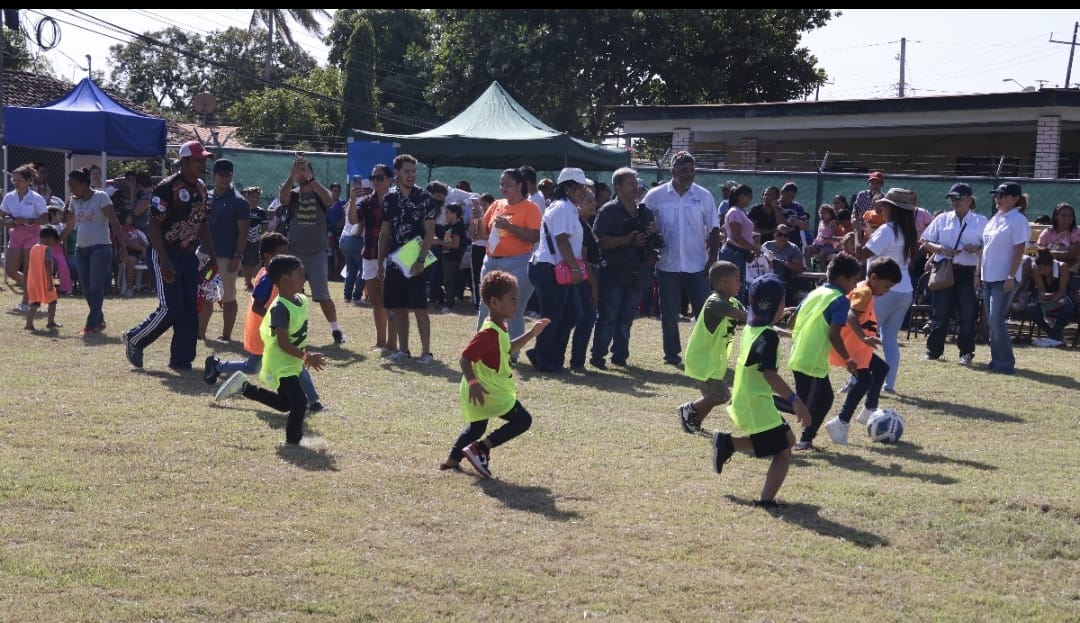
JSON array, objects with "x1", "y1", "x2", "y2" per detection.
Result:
[
  {"x1": 124, "y1": 140, "x2": 218, "y2": 371},
  {"x1": 976, "y1": 181, "x2": 1030, "y2": 374},
  {"x1": 279, "y1": 153, "x2": 345, "y2": 344},
  {"x1": 919, "y1": 182, "x2": 986, "y2": 364},
  {"x1": 642, "y1": 151, "x2": 721, "y2": 366},
  {"x1": 204, "y1": 158, "x2": 250, "y2": 343},
  {"x1": 854, "y1": 171, "x2": 886, "y2": 221},
  {"x1": 717, "y1": 180, "x2": 739, "y2": 224}
]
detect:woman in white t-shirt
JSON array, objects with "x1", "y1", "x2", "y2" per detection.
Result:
[
  {"x1": 975, "y1": 182, "x2": 1031, "y2": 373},
  {"x1": 854, "y1": 188, "x2": 918, "y2": 393},
  {"x1": 1, "y1": 163, "x2": 48, "y2": 310},
  {"x1": 525, "y1": 168, "x2": 591, "y2": 373},
  {"x1": 66, "y1": 167, "x2": 124, "y2": 335}
]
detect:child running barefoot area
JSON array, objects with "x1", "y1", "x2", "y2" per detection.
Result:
[{"x1": 440, "y1": 270, "x2": 549, "y2": 477}]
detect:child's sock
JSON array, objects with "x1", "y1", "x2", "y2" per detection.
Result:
[{"x1": 330, "y1": 321, "x2": 341, "y2": 332}]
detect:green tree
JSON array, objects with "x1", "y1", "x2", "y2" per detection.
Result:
[
  {"x1": 325, "y1": 9, "x2": 436, "y2": 134},
  {"x1": 106, "y1": 27, "x2": 316, "y2": 119},
  {"x1": 339, "y1": 18, "x2": 377, "y2": 134},
  {"x1": 1, "y1": 27, "x2": 43, "y2": 73},
  {"x1": 426, "y1": 9, "x2": 832, "y2": 142},
  {"x1": 248, "y1": 9, "x2": 331, "y2": 83},
  {"x1": 228, "y1": 67, "x2": 343, "y2": 151}
]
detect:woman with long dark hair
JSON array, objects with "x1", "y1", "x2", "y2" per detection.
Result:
[{"x1": 854, "y1": 187, "x2": 918, "y2": 393}]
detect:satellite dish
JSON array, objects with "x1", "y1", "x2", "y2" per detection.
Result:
[{"x1": 192, "y1": 92, "x2": 217, "y2": 115}]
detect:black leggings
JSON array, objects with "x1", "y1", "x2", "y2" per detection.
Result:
[
  {"x1": 837, "y1": 354, "x2": 889, "y2": 423},
  {"x1": 448, "y1": 401, "x2": 532, "y2": 462},
  {"x1": 243, "y1": 375, "x2": 307, "y2": 444},
  {"x1": 793, "y1": 371, "x2": 835, "y2": 443}
]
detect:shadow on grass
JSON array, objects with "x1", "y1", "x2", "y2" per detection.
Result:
[
  {"x1": 724, "y1": 494, "x2": 889, "y2": 548},
  {"x1": 516, "y1": 364, "x2": 686, "y2": 398},
  {"x1": 863, "y1": 442, "x2": 997, "y2": 470},
  {"x1": 142, "y1": 368, "x2": 213, "y2": 395},
  {"x1": 477, "y1": 478, "x2": 582, "y2": 521},
  {"x1": 895, "y1": 394, "x2": 1024, "y2": 423},
  {"x1": 1009, "y1": 367, "x2": 1080, "y2": 391},
  {"x1": 323, "y1": 346, "x2": 368, "y2": 369},
  {"x1": 276, "y1": 443, "x2": 339, "y2": 471},
  {"x1": 809, "y1": 450, "x2": 959, "y2": 484}
]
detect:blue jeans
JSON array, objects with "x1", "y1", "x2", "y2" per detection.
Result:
[
  {"x1": 75, "y1": 243, "x2": 114, "y2": 330},
  {"x1": 127, "y1": 249, "x2": 200, "y2": 369},
  {"x1": 569, "y1": 280, "x2": 596, "y2": 368},
  {"x1": 339, "y1": 235, "x2": 364, "y2": 301},
  {"x1": 717, "y1": 244, "x2": 751, "y2": 303},
  {"x1": 218, "y1": 353, "x2": 320, "y2": 404},
  {"x1": 657, "y1": 269, "x2": 711, "y2": 363},
  {"x1": 592, "y1": 268, "x2": 649, "y2": 364},
  {"x1": 927, "y1": 265, "x2": 977, "y2": 358},
  {"x1": 982, "y1": 280, "x2": 1017, "y2": 372},
  {"x1": 527, "y1": 262, "x2": 582, "y2": 371},
  {"x1": 476, "y1": 253, "x2": 534, "y2": 341},
  {"x1": 1026, "y1": 295, "x2": 1076, "y2": 341},
  {"x1": 874, "y1": 288, "x2": 913, "y2": 391}
]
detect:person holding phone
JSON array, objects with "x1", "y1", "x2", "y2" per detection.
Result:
[{"x1": 278, "y1": 153, "x2": 345, "y2": 344}]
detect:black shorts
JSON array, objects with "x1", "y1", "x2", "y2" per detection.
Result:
[
  {"x1": 241, "y1": 243, "x2": 261, "y2": 267},
  {"x1": 383, "y1": 263, "x2": 428, "y2": 310},
  {"x1": 749, "y1": 422, "x2": 792, "y2": 458}
]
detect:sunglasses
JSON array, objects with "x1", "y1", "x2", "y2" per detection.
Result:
[
  {"x1": 948, "y1": 196, "x2": 965, "y2": 202},
  {"x1": 369, "y1": 174, "x2": 387, "y2": 182}
]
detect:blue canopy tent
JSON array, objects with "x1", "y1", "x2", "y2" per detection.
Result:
[
  {"x1": 3, "y1": 76, "x2": 166, "y2": 158},
  {"x1": 2, "y1": 77, "x2": 167, "y2": 204}
]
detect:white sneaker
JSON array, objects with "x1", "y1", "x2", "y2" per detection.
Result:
[
  {"x1": 855, "y1": 407, "x2": 874, "y2": 425},
  {"x1": 417, "y1": 352, "x2": 436, "y2": 364},
  {"x1": 214, "y1": 371, "x2": 248, "y2": 401},
  {"x1": 387, "y1": 350, "x2": 412, "y2": 362},
  {"x1": 824, "y1": 417, "x2": 849, "y2": 446},
  {"x1": 959, "y1": 353, "x2": 974, "y2": 366},
  {"x1": 839, "y1": 376, "x2": 855, "y2": 393},
  {"x1": 1046, "y1": 338, "x2": 1064, "y2": 347}
]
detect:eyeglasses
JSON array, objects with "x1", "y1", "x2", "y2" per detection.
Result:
[{"x1": 370, "y1": 174, "x2": 387, "y2": 182}]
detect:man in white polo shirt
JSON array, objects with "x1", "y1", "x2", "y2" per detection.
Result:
[{"x1": 643, "y1": 151, "x2": 721, "y2": 366}]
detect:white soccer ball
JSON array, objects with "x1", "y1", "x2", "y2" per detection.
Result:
[{"x1": 866, "y1": 408, "x2": 904, "y2": 443}]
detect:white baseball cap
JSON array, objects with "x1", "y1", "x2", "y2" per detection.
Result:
[{"x1": 556, "y1": 167, "x2": 593, "y2": 186}]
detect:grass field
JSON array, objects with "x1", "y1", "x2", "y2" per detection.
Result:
[{"x1": 1, "y1": 285, "x2": 1077, "y2": 622}]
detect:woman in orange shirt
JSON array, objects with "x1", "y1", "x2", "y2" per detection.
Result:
[{"x1": 474, "y1": 168, "x2": 543, "y2": 346}]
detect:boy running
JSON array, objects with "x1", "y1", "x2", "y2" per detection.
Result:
[
  {"x1": 677, "y1": 261, "x2": 746, "y2": 433},
  {"x1": 823, "y1": 256, "x2": 901, "y2": 445},
  {"x1": 711, "y1": 274, "x2": 811, "y2": 508},
  {"x1": 786, "y1": 254, "x2": 862, "y2": 450},
  {"x1": 214, "y1": 254, "x2": 326, "y2": 446},
  {"x1": 440, "y1": 270, "x2": 549, "y2": 477}
]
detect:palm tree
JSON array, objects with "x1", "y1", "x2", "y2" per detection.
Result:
[{"x1": 248, "y1": 9, "x2": 331, "y2": 83}]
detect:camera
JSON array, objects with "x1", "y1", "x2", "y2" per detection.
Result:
[{"x1": 628, "y1": 210, "x2": 663, "y2": 261}]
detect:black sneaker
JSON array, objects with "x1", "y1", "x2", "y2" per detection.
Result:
[
  {"x1": 124, "y1": 330, "x2": 143, "y2": 369},
  {"x1": 203, "y1": 355, "x2": 220, "y2": 385},
  {"x1": 462, "y1": 441, "x2": 491, "y2": 478},
  {"x1": 332, "y1": 329, "x2": 345, "y2": 344},
  {"x1": 678, "y1": 402, "x2": 701, "y2": 434},
  {"x1": 753, "y1": 499, "x2": 787, "y2": 510},
  {"x1": 308, "y1": 401, "x2": 325, "y2": 414},
  {"x1": 712, "y1": 430, "x2": 734, "y2": 474},
  {"x1": 589, "y1": 357, "x2": 607, "y2": 370}
]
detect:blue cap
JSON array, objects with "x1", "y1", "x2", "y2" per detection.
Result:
[
  {"x1": 946, "y1": 183, "x2": 972, "y2": 199},
  {"x1": 748, "y1": 274, "x2": 786, "y2": 326}
]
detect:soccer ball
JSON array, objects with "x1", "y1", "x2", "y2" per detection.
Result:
[{"x1": 866, "y1": 408, "x2": 904, "y2": 443}]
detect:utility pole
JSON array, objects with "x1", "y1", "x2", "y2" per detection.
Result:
[
  {"x1": 1050, "y1": 22, "x2": 1080, "y2": 88},
  {"x1": 898, "y1": 38, "x2": 906, "y2": 98}
]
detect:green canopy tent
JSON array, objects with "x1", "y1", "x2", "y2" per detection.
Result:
[{"x1": 350, "y1": 81, "x2": 629, "y2": 172}]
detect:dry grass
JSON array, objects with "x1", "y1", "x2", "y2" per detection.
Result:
[{"x1": 1, "y1": 285, "x2": 1077, "y2": 622}]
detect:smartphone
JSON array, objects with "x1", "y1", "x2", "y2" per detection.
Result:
[{"x1": 352, "y1": 174, "x2": 364, "y2": 189}]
